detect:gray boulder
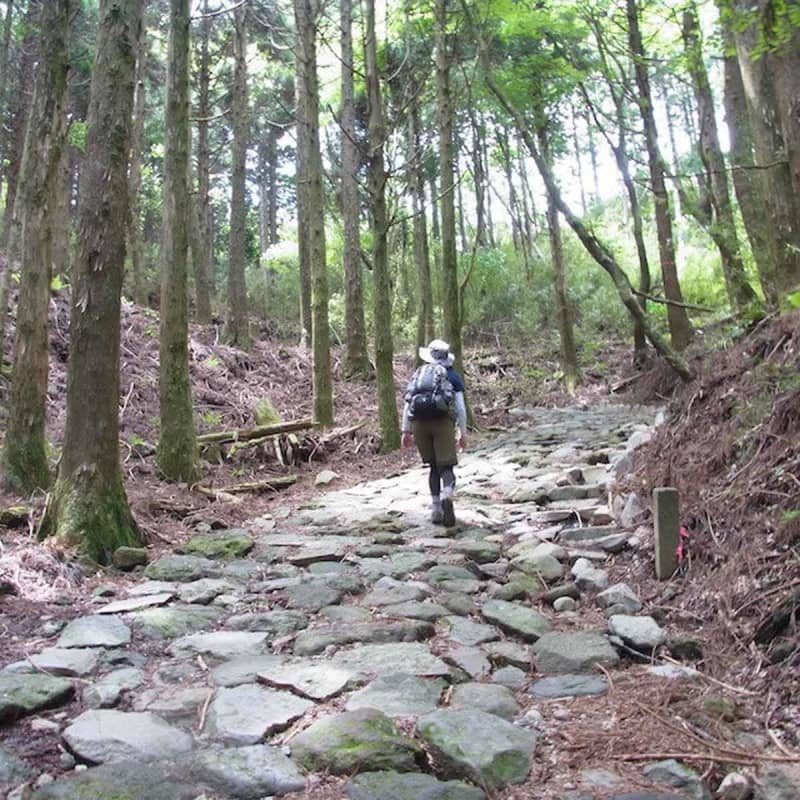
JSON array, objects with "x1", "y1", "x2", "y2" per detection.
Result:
[
  {"x1": 532, "y1": 631, "x2": 620, "y2": 673},
  {"x1": 345, "y1": 770, "x2": 485, "y2": 800},
  {"x1": 0, "y1": 673, "x2": 74, "y2": 722}
]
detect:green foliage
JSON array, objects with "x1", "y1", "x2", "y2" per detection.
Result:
[
  {"x1": 200, "y1": 410, "x2": 223, "y2": 428},
  {"x1": 68, "y1": 121, "x2": 88, "y2": 153},
  {"x1": 786, "y1": 290, "x2": 800, "y2": 309}
]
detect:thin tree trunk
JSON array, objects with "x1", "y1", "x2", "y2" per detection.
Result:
[
  {"x1": 157, "y1": 0, "x2": 198, "y2": 482},
  {"x1": 194, "y1": 0, "x2": 213, "y2": 321},
  {"x1": 682, "y1": 3, "x2": 758, "y2": 312},
  {"x1": 435, "y1": 0, "x2": 463, "y2": 373},
  {"x1": 471, "y1": 21, "x2": 693, "y2": 381},
  {"x1": 40, "y1": 0, "x2": 143, "y2": 562},
  {"x1": 128, "y1": 15, "x2": 147, "y2": 306},
  {"x1": 2, "y1": 0, "x2": 70, "y2": 492},
  {"x1": 294, "y1": 64, "x2": 312, "y2": 347},
  {"x1": 469, "y1": 106, "x2": 487, "y2": 245},
  {"x1": 627, "y1": 0, "x2": 692, "y2": 351},
  {"x1": 409, "y1": 99, "x2": 434, "y2": 352},
  {"x1": 365, "y1": 0, "x2": 398, "y2": 450},
  {"x1": 539, "y1": 126, "x2": 579, "y2": 394},
  {"x1": 585, "y1": 110, "x2": 601, "y2": 204},
  {"x1": 52, "y1": 145, "x2": 71, "y2": 281},
  {"x1": 570, "y1": 101, "x2": 587, "y2": 216},
  {"x1": 340, "y1": 0, "x2": 370, "y2": 377},
  {"x1": 227, "y1": 3, "x2": 250, "y2": 348},
  {"x1": 482, "y1": 115, "x2": 495, "y2": 247},
  {"x1": 295, "y1": 0, "x2": 333, "y2": 426}
]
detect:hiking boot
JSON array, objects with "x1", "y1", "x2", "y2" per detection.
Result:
[
  {"x1": 441, "y1": 496, "x2": 456, "y2": 527},
  {"x1": 431, "y1": 508, "x2": 444, "y2": 524}
]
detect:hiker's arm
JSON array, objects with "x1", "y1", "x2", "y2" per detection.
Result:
[
  {"x1": 401, "y1": 401, "x2": 412, "y2": 434},
  {"x1": 454, "y1": 392, "x2": 467, "y2": 437}
]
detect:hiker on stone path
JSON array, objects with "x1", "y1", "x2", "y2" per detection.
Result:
[{"x1": 401, "y1": 339, "x2": 468, "y2": 526}]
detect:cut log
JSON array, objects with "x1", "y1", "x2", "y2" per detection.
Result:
[
  {"x1": 319, "y1": 421, "x2": 366, "y2": 444},
  {"x1": 196, "y1": 418, "x2": 313, "y2": 445},
  {"x1": 193, "y1": 475, "x2": 298, "y2": 497}
]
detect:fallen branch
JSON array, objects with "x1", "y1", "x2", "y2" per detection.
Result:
[
  {"x1": 197, "y1": 418, "x2": 313, "y2": 445},
  {"x1": 319, "y1": 421, "x2": 366, "y2": 444},
  {"x1": 631, "y1": 288, "x2": 716, "y2": 313},
  {"x1": 614, "y1": 751, "x2": 798, "y2": 765},
  {"x1": 193, "y1": 476, "x2": 298, "y2": 497}
]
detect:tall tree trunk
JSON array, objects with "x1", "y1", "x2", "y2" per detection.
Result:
[
  {"x1": 157, "y1": 0, "x2": 198, "y2": 482},
  {"x1": 52, "y1": 145, "x2": 71, "y2": 281},
  {"x1": 127, "y1": 12, "x2": 147, "y2": 306},
  {"x1": 0, "y1": 0, "x2": 15, "y2": 204},
  {"x1": 0, "y1": 0, "x2": 38, "y2": 371},
  {"x1": 482, "y1": 116, "x2": 496, "y2": 247},
  {"x1": 627, "y1": 0, "x2": 692, "y2": 351},
  {"x1": 435, "y1": 0, "x2": 463, "y2": 373},
  {"x1": 585, "y1": 110, "x2": 601, "y2": 204},
  {"x1": 682, "y1": 4, "x2": 758, "y2": 313},
  {"x1": 539, "y1": 126, "x2": 579, "y2": 394},
  {"x1": 719, "y1": 22, "x2": 773, "y2": 303},
  {"x1": 294, "y1": 64, "x2": 312, "y2": 346},
  {"x1": 295, "y1": 0, "x2": 333, "y2": 426},
  {"x1": 469, "y1": 105, "x2": 487, "y2": 246},
  {"x1": 340, "y1": 0, "x2": 370, "y2": 378},
  {"x1": 2, "y1": 0, "x2": 70, "y2": 492},
  {"x1": 41, "y1": 0, "x2": 143, "y2": 562},
  {"x1": 364, "y1": 0, "x2": 399, "y2": 450},
  {"x1": 194, "y1": 0, "x2": 213, "y2": 322},
  {"x1": 227, "y1": 3, "x2": 250, "y2": 348},
  {"x1": 409, "y1": 99, "x2": 435, "y2": 352},
  {"x1": 731, "y1": 0, "x2": 800, "y2": 300}
]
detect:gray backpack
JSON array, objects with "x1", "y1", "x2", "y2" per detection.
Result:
[{"x1": 405, "y1": 364, "x2": 455, "y2": 420}]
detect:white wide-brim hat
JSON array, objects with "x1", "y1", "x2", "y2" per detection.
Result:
[{"x1": 419, "y1": 338, "x2": 455, "y2": 366}]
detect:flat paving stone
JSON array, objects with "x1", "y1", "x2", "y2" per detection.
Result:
[
  {"x1": 380, "y1": 601, "x2": 450, "y2": 621},
  {"x1": 329, "y1": 643, "x2": 451, "y2": 678},
  {"x1": 0, "y1": 744, "x2": 33, "y2": 784},
  {"x1": 178, "y1": 578, "x2": 236, "y2": 605},
  {"x1": 441, "y1": 616, "x2": 500, "y2": 646},
  {"x1": 345, "y1": 673, "x2": 446, "y2": 717},
  {"x1": 0, "y1": 673, "x2": 75, "y2": 722},
  {"x1": 145, "y1": 554, "x2": 222, "y2": 582},
  {"x1": 207, "y1": 684, "x2": 313, "y2": 744},
  {"x1": 96, "y1": 593, "x2": 175, "y2": 614},
  {"x1": 532, "y1": 631, "x2": 620, "y2": 673},
  {"x1": 8, "y1": 648, "x2": 100, "y2": 677},
  {"x1": 445, "y1": 646, "x2": 491, "y2": 678},
  {"x1": 449, "y1": 682, "x2": 519, "y2": 720},
  {"x1": 83, "y1": 667, "x2": 145, "y2": 709},
  {"x1": 293, "y1": 621, "x2": 434, "y2": 656},
  {"x1": 127, "y1": 605, "x2": 224, "y2": 640},
  {"x1": 62, "y1": 709, "x2": 194, "y2": 764},
  {"x1": 224, "y1": 609, "x2": 308, "y2": 634},
  {"x1": 57, "y1": 616, "x2": 131, "y2": 648},
  {"x1": 168, "y1": 631, "x2": 268, "y2": 660},
  {"x1": 257, "y1": 660, "x2": 359, "y2": 700},
  {"x1": 284, "y1": 582, "x2": 344, "y2": 611},
  {"x1": 481, "y1": 600, "x2": 551, "y2": 642},
  {"x1": 211, "y1": 655, "x2": 285, "y2": 687},
  {"x1": 133, "y1": 687, "x2": 209, "y2": 725},
  {"x1": 529, "y1": 674, "x2": 609, "y2": 699},
  {"x1": 345, "y1": 770, "x2": 486, "y2": 800}
]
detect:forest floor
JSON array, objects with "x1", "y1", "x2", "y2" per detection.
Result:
[{"x1": 0, "y1": 292, "x2": 799, "y2": 799}]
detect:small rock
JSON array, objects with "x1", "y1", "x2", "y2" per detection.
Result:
[
  {"x1": 554, "y1": 597, "x2": 577, "y2": 612},
  {"x1": 345, "y1": 770, "x2": 486, "y2": 800},
  {"x1": 450, "y1": 682, "x2": 519, "y2": 720},
  {"x1": 596, "y1": 583, "x2": 642, "y2": 614},
  {"x1": 608, "y1": 615, "x2": 666, "y2": 652},
  {"x1": 491, "y1": 665, "x2": 527, "y2": 689},
  {"x1": 716, "y1": 772, "x2": 753, "y2": 800},
  {"x1": 315, "y1": 469, "x2": 339, "y2": 486},
  {"x1": 643, "y1": 759, "x2": 711, "y2": 800},
  {"x1": 112, "y1": 547, "x2": 149, "y2": 570}
]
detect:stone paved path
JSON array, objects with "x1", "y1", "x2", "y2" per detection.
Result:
[{"x1": 1, "y1": 403, "x2": 709, "y2": 800}]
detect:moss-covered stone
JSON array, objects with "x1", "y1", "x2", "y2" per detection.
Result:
[
  {"x1": 179, "y1": 531, "x2": 254, "y2": 560},
  {"x1": 112, "y1": 547, "x2": 148, "y2": 570},
  {"x1": 290, "y1": 709, "x2": 422, "y2": 775},
  {"x1": 0, "y1": 673, "x2": 75, "y2": 723},
  {"x1": 254, "y1": 397, "x2": 281, "y2": 426}
]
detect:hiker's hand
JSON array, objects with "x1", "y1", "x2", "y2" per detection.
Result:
[
  {"x1": 402, "y1": 432, "x2": 414, "y2": 449},
  {"x1": 458, "y1": 435, "x2": 467, "y2": 452}
]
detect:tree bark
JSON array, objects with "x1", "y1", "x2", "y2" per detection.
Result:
[
  {"x1": 570, "y1": 101, "x2": 587, "y2": 215},
  {"x1": 127, "y1": 13, "x2": 147, "y2": 306},
  {"x1": 682, "y1": 4, "x2": 758, "y2": 312},
  {"x1": 539, "y1": 126, "x2": 579, "y2": 394},
  {"x1": 157, "y1": 0, "x2": 198, "y2": 482},
  {"x1": 40, "y1": 0, "x2": 143, "y2": 562},
  {"x1": 365, "y1": 0, "x2": 399, "y2": 450},
  {"x1": 294, "y1": 54, "x2": 312, "y2": 347},
  {"x1": 409, "y1": 99, "x2": 435, "y2": 352},
  {"x1": 2, "y1": 0, "x2": 70, "y2": 492},
  {"x1": 719, "y1": 23, "x2": 774, "y2": 304},
  {"x1": 340, "y1": 0, "x2": 370, "y2": 378},
  {"x1": 227, "y1": 3, "x2": 250, "y2": 348},
  {"x1": 627, "y1": 0, "x2": 692, "y2": 351},
  {"x1": 193, "y1": 0, "x2": 213, "y2": 323},
  {"x1": 731, "y1": 0, "x2": 800, "y2": 300},
  {"x1": 295, "y1": 0, "x2": 333, "y2": 427},
  {"x1": 435, "y1": 0, "x2": 464, "y2": 374}
]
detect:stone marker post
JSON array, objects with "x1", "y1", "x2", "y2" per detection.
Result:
[{"x1": 654, "y1": 487, "x2": 679, "y2": 579}]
